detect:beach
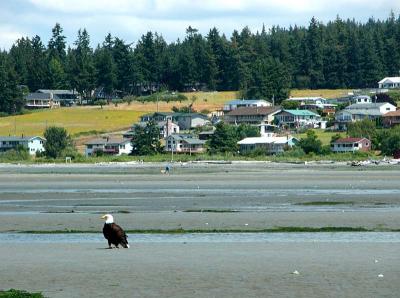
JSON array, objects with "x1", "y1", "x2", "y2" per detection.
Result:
[
  {"x1": 1, "y1": 162, "x2": 400, "y2": 297},
  {"x1": 0, "y1": 242, "x2": 399, "y2": 297}
]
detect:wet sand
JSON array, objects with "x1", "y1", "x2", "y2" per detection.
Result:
[
  {"x1": 1, "y1": 163, "x2": 400, "y2": 297},
  {"x1": 0, "y1": 242, "x2": 399, "y2": 298},
  {"x1": 1, "y1": 163, "x2": 400, "y2": 231}
]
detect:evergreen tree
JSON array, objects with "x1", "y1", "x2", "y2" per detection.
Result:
[
  {"x1": 0, "y1": 52, "x2": 24, "y2": 115},
  {"x1": 94, "y1": 47, "x2": 117, "y2": 98},
  {"x1": 48, "y1": 23, "x2": 66, "y2": 62},
  {"x1": 71, "y1": 29, "x2": 95, "y2": 99},
  {"x1": 27, "y1": 35, "x2": 47, "y2": 91},
  {"x1": 306, "y1": 17, "x2": 325, "y2": 88}
]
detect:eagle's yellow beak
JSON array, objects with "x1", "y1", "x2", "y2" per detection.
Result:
[{"x1": 101, "y1": 215, "x2": 107, "y2": 219}]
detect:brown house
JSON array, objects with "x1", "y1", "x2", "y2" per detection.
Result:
[
  {"x1": 224, "y1": 106, "x2": 281, "y2": 125},
  {"x1": 382, "y1": 110, "x2": 400, "y2": 127}
]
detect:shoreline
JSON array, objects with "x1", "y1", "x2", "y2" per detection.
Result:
[{"x1": 0, "y1": 159, "x2": 399, "y2": 168}]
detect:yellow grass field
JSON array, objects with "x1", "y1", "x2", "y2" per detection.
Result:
[
  {"x1": 115, "y1": 91, "x2": 239, "y2": 112},
  {"x1": 290, "y1": 89, "x2": 352, "y2": 99},
  {"x1": 0, "y1": 107, "x2": 145, "y2": 137}
]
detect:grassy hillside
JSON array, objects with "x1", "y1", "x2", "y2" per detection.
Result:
[
  {"x1": 0, "y1": 90, "x2": 348, "y2": 139},
  {"x1": 0, "y1": 107, "x2": 144, "y2": 137}
]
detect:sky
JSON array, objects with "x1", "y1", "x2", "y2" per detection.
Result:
[{"x1": 0, "y1": 0, "x2": 400, "y2": 50}]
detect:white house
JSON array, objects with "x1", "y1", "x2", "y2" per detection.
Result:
[
  {"x1": 85, "y1": 138, "x2": 132, "y2": 156},
  {"x1": 238, "y1": 135, "x2": 298, "y2": 155},
  {"x1": 25, "y1": 93, "x2": 60, "y2": 109},
  {"x1": 352, "y1": 95, "x2": 372, "y2": 104},
  {"x1": 140, "y1": 112, "x2": 209, "y2": 130},
  {"x1": 37, "y1": 89, "x2": 78, "y2": 106},
  {"x1": 0, "y1": 136, "x2": 45, "y2": 155},
  {"x1": 165, "y1": 134, "x2": 206, "y2": 154},
  {"x1": 331, "y1": 137, "x2": 371, "y2": 153},
  {"x1": 223, "y1": 99, "x2": 272, "y2": 112},
  {"x1": 334, "y1": 102, "x2": 396, "y2": 130},
  {"x1": 378, "y1": 77, "x2": 400, "y2": 89},
  {"x1": 125, "y1": 119, "x2": 180, "y2": 139}
]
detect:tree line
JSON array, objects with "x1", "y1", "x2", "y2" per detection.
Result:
[{"x1": 1, "y1": 13, "x2": 400, "y2": 115}]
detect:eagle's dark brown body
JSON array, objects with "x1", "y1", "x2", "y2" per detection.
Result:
[{"x1": 103, "y1": 223, "x2": 129, "y2": 248}]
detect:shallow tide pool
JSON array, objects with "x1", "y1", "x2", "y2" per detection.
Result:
[{"x1": 2, "y1": 232, "x2": 400, "y2": 244}]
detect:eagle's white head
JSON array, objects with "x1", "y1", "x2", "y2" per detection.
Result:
[{"x1": 101, "y1": 214, "x2": 114, "y2": 224}]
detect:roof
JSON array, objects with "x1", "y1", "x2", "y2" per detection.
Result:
[
  {"x1": 225, "y1": 99, "x2": 271, "y2": 105},
  {"x1": 167, "y1": 134, "x2": 205, "y2": 145},
  {"x1": 346, "y1": 103, "x2": 389, "y2": 110},
  {"x1": 0, "y1": 136, "x2": 45, "y2": 142},
  {"x1": 85, "y1": 138, "x2": 131, "y2": 145},
  {"x1": 337, "y1": 109, "x2": 383, "y2": 117},
  {"x1": 25, "y1": 93, "x2": 51, "y2": 100},
  {"x1": 287, "y1": 97, "x2": 326, "y2": 101},
  {"x1": 334, "y1": 137, "x2": 369, "y2": 144},
  {"x1": 141, "y1": 112, "x2": 208, "y2": 119},
  {"x1": 378, "y1": 77, "x2": 400, "y2": 84},
  {"x1": 37, "y1": 89, "x2": 76, "y2": 95},
  {"x1": 226, "y1": 106, "x2": 281, "y2": 116},
  {"x1": 136, "y1": 121, "x2": 179, "y2": 128},
  {"x1": 383, "y1": 110, "x2": 400, "y2": 117},
  {"x1": 281, "y1": 109, "x2": 320, "y2": 116},
  {"x1": 238, "y1": 136, "x2": 298, "y2": 145}
]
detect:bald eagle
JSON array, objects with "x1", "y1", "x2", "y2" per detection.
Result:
[{"x1": 101, "y1": 214, "x2": 130, "y2": 248}]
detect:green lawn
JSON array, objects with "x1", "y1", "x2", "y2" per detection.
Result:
[{"x1": 294, "y1": 129, "x2": 345, "y2": 146}]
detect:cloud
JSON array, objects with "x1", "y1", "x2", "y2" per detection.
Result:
[
  {"x1": 0, "y1": 0, "x2": 398, "y2": 49},
  {"x1": 0, "y1": 25, "x2": 27, "y2": 50}
]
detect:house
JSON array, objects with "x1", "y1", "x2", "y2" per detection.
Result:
[
  {"x1": 25, "y1": 93, "x2": 60, "y2": 109},
  {"x1": 223, "y1": 99, "x2": 272, "y2": 112},
  {"x1": 334, "y1": 102, "x2": 397, "y2": 130},
  {"x1": 165, "y1": 134, "x2": 206, "y2": 154},
  {"x1": 352, "y1": 95, "x2": 372, "y2": 104},
  {"x1": 378, "y1": 77, "x2": 400, "y2": 89},
  {"x1": 286, "y1": 97, "x2": 337, "y2": 115},
  {"x1": 274, "y1": 110, "x2": 322, "y2": 128},
  {"x1": 124, "y1": 119, "x2": 180, "y2": 139},
  {"x1": 37, "y1": 89, "x2": 78, "y2": 106},
  {"x1": 238, "y1": 135, "x2": 298, "y2": 155},
  {"x1": 198, "y1": 129, "x2": 215, "y2": 140},
  {"x1": 85, "y1": 138, "x2": 132, "y2": 156},
  {"x1": 331, "y1": 137, "x2": 371, "y2": 153},
  {"x1": 224, "y1": 106, "x2": 281, "y2": 125},
  {"x1": 140, "y1": 112, "x2": 209, "y2": 130},
  {"x1": 382, "y1": 110, "x2": 400, "y2": 127},
  {"x1": 0, "y1": 136, "x2": 45, "y2": 155}
]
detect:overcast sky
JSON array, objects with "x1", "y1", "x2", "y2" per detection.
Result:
[{"x1": 1, "y1": 0, "x2": 399, "y2": 50}]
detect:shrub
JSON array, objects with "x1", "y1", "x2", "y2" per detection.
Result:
[
  {"x1": 298, "y1": 130, "x2": 322, "y2": 154},
  {"x1": 44, "y1": 126, "x2": 72, "y2": 159},
  {"x1": 0, "y1": 147, "x2": 30, "y2": 162}
]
